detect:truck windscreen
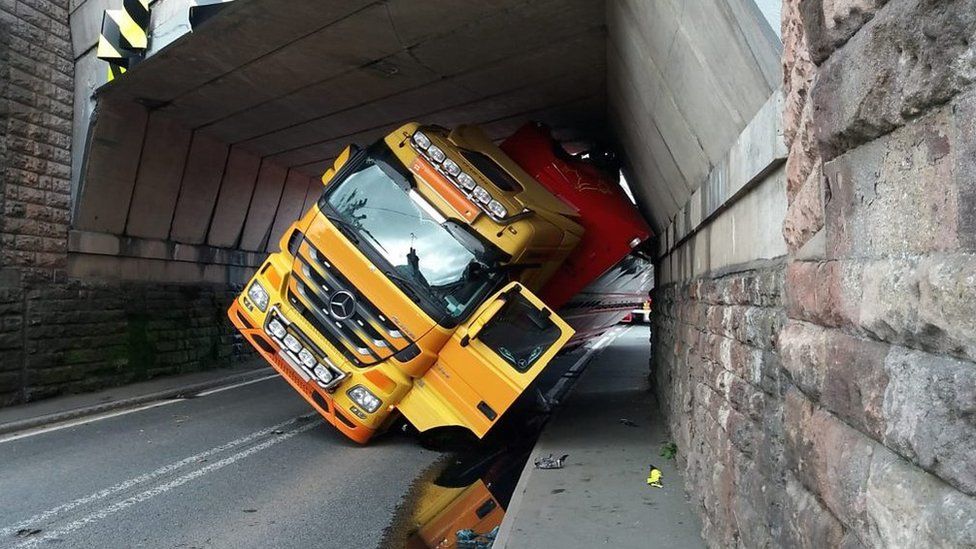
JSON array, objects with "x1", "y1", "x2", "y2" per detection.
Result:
[{"x1": 320, "y1": 149, "x2": 503, "y2": 326}]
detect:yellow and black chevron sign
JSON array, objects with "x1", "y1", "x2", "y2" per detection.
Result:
[{"x1": 97, "y1": 0, "x2": 151, "y2": 81}]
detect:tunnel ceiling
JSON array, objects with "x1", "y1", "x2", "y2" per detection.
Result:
[
  {"x1": 98, "y1": 0, "x2": 608, "y2": 176},
  {"x1": 71, "y1": 0, "x2": 607, "y2": 280}
]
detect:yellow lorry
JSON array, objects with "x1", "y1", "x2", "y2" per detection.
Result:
[{"x1": 229, "y1": 122, "x2": 650, "y2": 444}]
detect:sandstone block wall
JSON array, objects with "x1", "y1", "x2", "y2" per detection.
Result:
[
  {"x1": 782, "y1": 0, "x2": 976, "y2": 544},
  {"x1": 0, "y1": 0, "x2": 251, "y2": 407},
  {"x1": 0, "y1": 279, "x2": 246, "y2": 406},
  {"x1": 653, "y1": 262, "x2": 788, "y2": 547},
  {"x1": 0, "y1": 0, "x2": 73, "y2": 273},
  {"x1": 654, "y1": 0, "x2": 976, "y2": 546}
]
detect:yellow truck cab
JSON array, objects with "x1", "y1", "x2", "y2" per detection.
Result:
[{"x1": 229, "y1": 123, "x2": 584, "y2": 443}]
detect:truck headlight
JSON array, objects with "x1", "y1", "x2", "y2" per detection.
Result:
[
  {"x1": 472, "y1": 185, "x2": 491, "y2": 204},
  {"x1": 487, "y1": 200, "x2": 507, "y2": 219},
  {"x1": 313, "y1": 364, "x2": 334, "y2": 384},
  {"x1": 412, "y1": 131, "x2": 431, "y2": 150},
  {"x1": 267, "y1": 319, "x2": 287, "y2": 339},
  {"x1": 298, "y1": 348, "x2": 316, "y2": 368},
  {"x1": 282, "y1": 334, "x2": 302, "y2": 354},
  {"x1": 442, "y1": 159, "x2": 461, "y2": 177},
  {"x1": 247, "y1": 282, "x2": 269, "y2": 312},
  {"x1": 347, "y1": 385, "x2": 381, "y2": 413},
  {"x1": 427, "y1": 145, "x2": 446, "y2": 163},
  {"x1": 457, "y1": 173, "x2": 476, "y2": 190}
]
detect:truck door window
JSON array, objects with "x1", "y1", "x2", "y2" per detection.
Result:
[{"x1": 476, "y1": 293, "x2": 560, "y2": 372}]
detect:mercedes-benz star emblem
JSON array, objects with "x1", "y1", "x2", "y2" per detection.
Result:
[{"x1": 328, "y1": 290, "x2": 356, "y2": 320}]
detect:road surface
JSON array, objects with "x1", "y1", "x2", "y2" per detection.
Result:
[
  {"x1": 0, "y1": 327, "x2": 633, "y2": 549},
  {"x1": 0, "y1": 377, "x2": 440, "y2": 549}
]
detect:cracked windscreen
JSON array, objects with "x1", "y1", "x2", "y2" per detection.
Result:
[{"x1": 321, "y1": 149, "x2": 503, "y2": 325}]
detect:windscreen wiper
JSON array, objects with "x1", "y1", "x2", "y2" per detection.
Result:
[
  {"x1": 383, "y1": 270, "x2": 423, "y2": 304},
  {"x1": 323, "y1": 212, "x2": 360, "y2": 245}
]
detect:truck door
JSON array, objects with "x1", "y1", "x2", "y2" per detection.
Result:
[{"x1": 397, "y1": 282, "x2": 574, "y2": 438}]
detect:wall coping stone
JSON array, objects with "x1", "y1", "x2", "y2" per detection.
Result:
[{"x1": 657, "y1": 89, "x2": 787, "y2": 260}]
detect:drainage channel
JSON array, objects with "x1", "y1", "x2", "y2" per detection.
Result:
[{"x1": 380, "y1": 328, "x2": 626, "y2": 549}]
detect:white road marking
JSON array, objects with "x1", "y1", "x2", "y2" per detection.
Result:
[
  {"x1": 194, "y1": 373, "x2": 278, "y2": 396},
  {"x1": 0, "y1": 399, "x2": 186, "y2": 445},
  {"x1": 0, "y1": 374, "x2": 281, "y2": 445},
  {"x1": 12, "y1": 420, "x2": 319, "y2": 549},
  {"x1": 0, "y1": 414, "x2": 315, "y2": 538}
]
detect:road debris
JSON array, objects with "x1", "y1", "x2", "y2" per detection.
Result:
[
  {"x1": 619, "y1": 418, "x2": 638, "y2": 427},
  {"x1": 534, "y1": 453, "x2": 569, "y2": 469},
  {"x1": 647, "y1": 465, "x2": 663, "y2": 488}
]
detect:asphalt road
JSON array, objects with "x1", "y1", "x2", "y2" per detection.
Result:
[
  {"x1": 0, "y1": 377, "x2": 441, "y2": 549},
  {"x1": 0, "y1": 326, "x2": 633, "y2": 549}
]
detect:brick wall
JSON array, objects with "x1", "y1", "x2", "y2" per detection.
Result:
[
  {"x1": 0, "y1": 0, "x2": 250, "y2": 407},
  {"x1": 0, "y1": 0, "x2": 73, "y2": 274},
  {"x1": 652, "y1": 262, "x2": 789, "y2": 547},
  {"x1": 654, "y1": 1, "x2": 976, "y2": 546}
]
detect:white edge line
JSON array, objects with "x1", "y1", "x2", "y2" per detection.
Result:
[
  {"x1": 0, "y1": 374, "x2": 281, "y2": 445},
  {"x1": 0, "y1": 399, "x2": 186, "y2": 445},
  {"x1": 194, "y1": 373, "x2": 278, "y2": 396}
]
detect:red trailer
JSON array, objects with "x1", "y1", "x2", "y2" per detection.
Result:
[{"x1": 502, "y1": 123, "x2": 654, "y2": 344}]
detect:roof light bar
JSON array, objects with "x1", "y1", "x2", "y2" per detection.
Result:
[{"x1": 410, "y1": 130, "x2": 512, "y2": 221}]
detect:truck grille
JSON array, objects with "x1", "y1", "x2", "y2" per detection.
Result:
[{"x1": 287, "y1": 240, "x2": 411, "y2": 366}]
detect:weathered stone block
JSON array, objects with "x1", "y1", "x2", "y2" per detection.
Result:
[
  {"x1": 800, "y1": 0, "x2": 889, "y2": 65},
  {"x1": 822, "y1": 330, "x2": 889, "y2": 440},
  {"x1": 917, "y1": 253, "x2": 976, "y2": 358},
  {"x1": 784, "y1": 159, "x2": 825, "y2": 252},
  {"x1": 865, "y1": 444, "x2": 976, "y2": 547},
  {"x1": 785, "y1": 260, "x2": 859, "y2": 328},
  {"x1": 813, "y1": 0, "x2": 976, "y2": 159},
  {"x1": 786, "y1": 385, "x2": 976, "y2": 545},
  {"x1": 833, "y1": 255, "x2": 976, "y2": 362},
  {"x1": 782, "y1": 474, "x2": 845, "y2": 549},
  {"x1": 784, "y1": 388, "x2": 876, "y2": 536},
  {"x1": 823, "y1": 108, "x2": 959, "y2": 259},
  {"x1": 782, "y1": 0, "x2": 816, "y2": 146},
  {"x1": 780, "y1": 320, "x2": 828, "y2": 399},
  {"x1": 882, "y1": 347, "x2": 976, "y2": 495}
]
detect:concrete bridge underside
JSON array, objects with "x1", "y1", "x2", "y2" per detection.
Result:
[{"x1": 68, "y1": 0, "x2": 781, "y2": 285}]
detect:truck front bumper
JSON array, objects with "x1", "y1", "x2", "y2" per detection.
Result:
[{"x1": 228, "y1": 299, "x2": 376, "y2": 444}]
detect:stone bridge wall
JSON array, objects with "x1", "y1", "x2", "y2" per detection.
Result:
[
  {"x1": 653, "y1": 261, "x2": 787, "y2": 546},
  {"x1": 654, "y1": 0, "x2": 976, "y2": 546},
  {"x1": 0, "y1": 0, "x2": 248, "y2": 406}
]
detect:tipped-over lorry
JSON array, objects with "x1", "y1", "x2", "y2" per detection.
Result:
[{"x1": 228, "y1": 122, "x2": 652, "y2": 444}]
